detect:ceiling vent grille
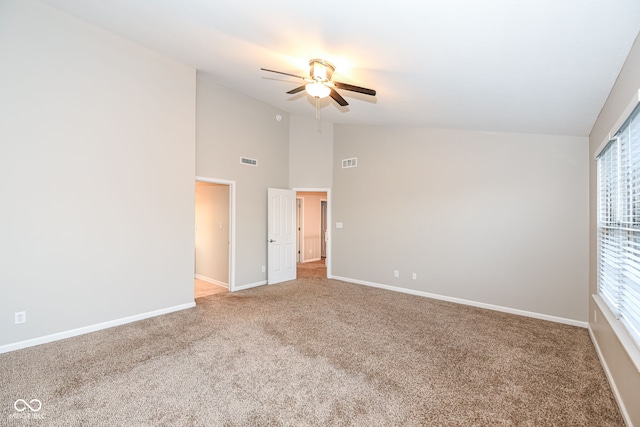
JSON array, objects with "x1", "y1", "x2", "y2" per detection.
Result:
[
  {"x1": 240, "y1": 157, "x2": 258, "y2": 166},
  {"x1": 342, "y1": 158, "x2": 357, "y2": 168}
]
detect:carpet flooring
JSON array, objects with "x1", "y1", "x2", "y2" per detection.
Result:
[{"x1": 1, "y1": 278, "x2": 623, "y2": 426}]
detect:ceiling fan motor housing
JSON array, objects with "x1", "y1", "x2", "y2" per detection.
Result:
[{"x1": 309, "y1": 59, "x2": 335, "y2": 82}]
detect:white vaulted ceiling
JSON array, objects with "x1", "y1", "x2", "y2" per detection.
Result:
[{"x1": 38, "y1": 0, "x2": 640, "y2": 136}]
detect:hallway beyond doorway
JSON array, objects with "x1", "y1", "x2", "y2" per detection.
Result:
[
  {"x1": 297, "y1": 259, "x2": 326, "y2": 279},
  {"x1": 195, "y1": 278, "x2": 227, "y2": 299}
]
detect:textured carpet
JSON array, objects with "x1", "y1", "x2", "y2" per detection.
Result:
[{"x1": 1, "y1": 278, "x2": 623, "y2": 426}]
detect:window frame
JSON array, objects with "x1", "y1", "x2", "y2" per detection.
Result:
[{"x1": 594, "y1": 89, "x2": 640, "y2": 373}]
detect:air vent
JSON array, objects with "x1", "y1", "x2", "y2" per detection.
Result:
[
  {"x1": 240, "y1": 157, "x2": 258, "y2": 166},
  {"x1": 342, "y1": 158, "x2": 357, "y2": 168}
]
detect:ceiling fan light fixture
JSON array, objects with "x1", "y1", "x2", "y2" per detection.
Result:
[
  {"x1": 305, "y1": 82, "x2": 331, "y2": 99},
  {"x1": 309, "y1": 59, "x2": 334, "y2": 82},
  {"x1": 261, "y1": 58, "x2": 375, "y2": 109}
]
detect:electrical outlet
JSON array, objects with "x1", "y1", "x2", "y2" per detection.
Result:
[
  {"x1": 15, "y1": 311, "x2": 26, "y2": 325},
  {"x1": 262, "y1": 266, "x2": 266, "y2": 273},
  {"x1": 412, "y1": 273, "x2": 417, "y2": 280},
  {"x1": 393, "y1": 270, "x2": 399, "y2": 278}
]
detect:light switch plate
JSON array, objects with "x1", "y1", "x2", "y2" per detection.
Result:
[{"x1": 15, "y1": 311, "x2": 26, "y2": 324}]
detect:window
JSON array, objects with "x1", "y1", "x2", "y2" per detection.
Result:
[{"x1": 597, "y1": 102, "x2": 640, "y2": 351}]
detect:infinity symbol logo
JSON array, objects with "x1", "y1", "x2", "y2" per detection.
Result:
[{"x1": 14, "y1": 399, "x2": 42, "y2": 412}]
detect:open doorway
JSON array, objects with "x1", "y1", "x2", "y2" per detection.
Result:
[
  {"x1": 195, "y1": 178, "x2": 236, "y2": 298},
  {"x1": 295, "y1": 189, "x2": 330, "y2": 279}
]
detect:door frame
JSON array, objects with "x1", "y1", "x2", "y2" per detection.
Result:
[
  {"x1": 293, "y1": 187, "x2": 331, "y2": 278},
  {"x1": 195, "y1": 176, "x2": 236, "y2": 292},
  {"x1": 321, "y1": 200, "x2": 328, "y2": 258},
  {"x1": 296, "y1": 197, "x2": 303, "y2": 263}
]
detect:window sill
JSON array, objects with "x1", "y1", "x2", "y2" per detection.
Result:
[{"x1": 592, "y1": 294, "x2": 640, "y2": 373}]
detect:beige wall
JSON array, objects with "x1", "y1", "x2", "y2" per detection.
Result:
[
  {"x1": 588, "y1": 33, "x2": 640, "y2": 426},
  {"x1": 0, "y1": 0, "x2": 196, "y2": 348},
  {"x1": 195, "y1": 182, "x2": 229, "y2": 286},
  {"x1": 289, "y1": 115, "x2": 334, "y2": 188},
  {"x1": 332, "y1": 125, "x2": 589, "y2": 323},
  {"x1": 196, "y1": 74, "x2": 289, "y2": 287}
]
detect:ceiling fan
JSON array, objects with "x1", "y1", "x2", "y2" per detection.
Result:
[{"x1": 260, "y1": 59, "x2": 376, "y2": 108}]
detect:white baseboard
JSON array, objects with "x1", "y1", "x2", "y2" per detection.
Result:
[
  {"x1": 234, "y1": 280, "x2": 267, "y2": 291},
  {"x1": 588, "y1": 326, "x2": 632, "y2": 427},
  {"x1": 0, "y1": 302, "x2": 195, "y2": 354},
  {"x1": 195, "y1": 274, "x2": 228, "y2": 289},
  {"x1": 331, "y1": 276, "x2": 588, "y2": 328}
]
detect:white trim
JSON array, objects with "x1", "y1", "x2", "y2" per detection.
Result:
[
  {"x1": 593, "y1": 294, "x2": 640, "y2": 372},
  {"x1": 595, "y1": 88, "x2": 640, "y2": 159},
  {"x1": 588, "y1": 325, "x2": 633, "y2": 427},
  {"x1": 608, "y1": 88, "x2": 640, "y2": 142},
  {"x1": 593, "y1": 135, "x2": 613, "y2": 161},
  {"x1": 194, "y1": 274, "x2": 228, "y2": 289},
  {"x1": 292, "y1": 187, "x2": 331, "y2": 277},
  {"x1": 297, "y1": 196, "x2": 305, "y2": 263},
  {"x1": 195, "y1": 176, "x2": 236, "y2": 292},
  {"x1": 0, "y1": 303, "x2": 195, "y2": 354},
  {"x1": 234, "y1": 280, "x2": 267, "y2": 291},
  {"x1": 331, "y1": 276, "x2": 588, "y2": 328}
]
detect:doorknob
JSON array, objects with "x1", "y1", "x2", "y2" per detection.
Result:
[{"x1": 268, "y1": 239, "x2": 276, "y2": 243}]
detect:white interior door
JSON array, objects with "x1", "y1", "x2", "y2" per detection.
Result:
[{"x1": 268, "y1": 188, "x2": 296, "y2": 284}]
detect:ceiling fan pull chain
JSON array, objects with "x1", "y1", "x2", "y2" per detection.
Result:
[{"x1": 315, "y1": 97, "x2": 323, "y2": 133}]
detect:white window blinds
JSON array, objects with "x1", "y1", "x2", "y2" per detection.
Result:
[{"x1": 597, "y1": 103, "x2": 640, "y2": 349}]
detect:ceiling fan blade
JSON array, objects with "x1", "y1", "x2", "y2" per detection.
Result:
[
  {"x1": 260, "y1": 68, "x2": 307, "y2": 80},
  {"x1": 330, "y1": 88, "x2": 349, "y2": 106},
  {"x1": 333, "y1": 81, "x2": 376, "y2": 97},
  {"x1": 286, "y1": 86, "x2": 306, "y2": 95}
]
